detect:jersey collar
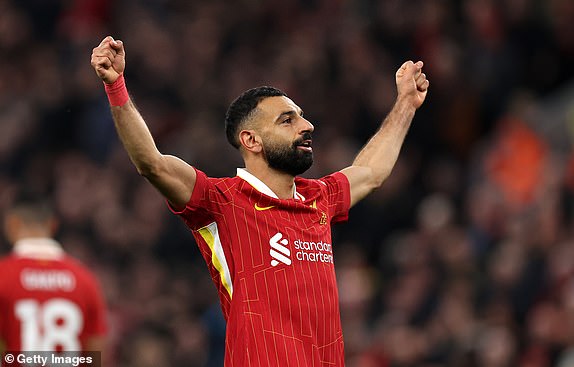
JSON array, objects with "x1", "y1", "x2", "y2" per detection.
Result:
[
  {"x1": 13, "y1": 238, "x2": 64, "y2": 260},
  {"x1": 236, "y1": 168, "x2": 305, "y2": 200}
]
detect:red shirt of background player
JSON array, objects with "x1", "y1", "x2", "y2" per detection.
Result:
[{"x1": 0, "y1": 239, "x2": 107, "y2": 352}]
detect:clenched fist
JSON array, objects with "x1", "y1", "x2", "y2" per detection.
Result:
[
  {"x1": 91, "y1": 36, "x2": 126, "y2": 85},
  {"x1": 395, "y1": 60, "x2": 429, "y2": 110}
]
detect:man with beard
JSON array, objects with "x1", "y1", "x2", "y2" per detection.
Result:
[{"x1": 91, "y1": 36, "x2": 429, "y2": 366}]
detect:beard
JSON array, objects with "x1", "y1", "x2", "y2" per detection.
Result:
[{"x1": 262, "y1": 133, "x2": 313, "y2": 176}]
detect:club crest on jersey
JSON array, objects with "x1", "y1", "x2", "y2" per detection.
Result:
[
  {"x1": 269, "y1": 233, "x2": 291, "y2": 266},
  {"x1": 319, "y1": 212, "x2": 327, "y2": 225}
]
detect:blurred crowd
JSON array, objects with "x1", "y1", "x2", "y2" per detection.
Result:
[{"x1": 1, "y1": 0, "x2": 574, "y2": 366}]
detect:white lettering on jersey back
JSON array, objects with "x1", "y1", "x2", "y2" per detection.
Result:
[{"x1": 20, "y1": 269, "x2": 77, "y2": 292}]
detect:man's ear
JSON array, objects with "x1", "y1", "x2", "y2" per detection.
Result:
[{"x1": 238, "y1": 130, "x2": 263, "y2": 153}]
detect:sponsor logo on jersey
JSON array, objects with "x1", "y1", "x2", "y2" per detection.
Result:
[
  {"x1": 269, "y1": 233, "x2": 333, "y2": 266},
  {"x1": 270, "y1": 233, "x2": 291, "y2": 266}
]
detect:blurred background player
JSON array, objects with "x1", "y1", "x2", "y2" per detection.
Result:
[{"x1": 0, "y1": 195, "x2": 107, "y2": 355}]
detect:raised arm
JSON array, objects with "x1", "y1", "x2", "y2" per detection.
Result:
[
  {"x1": 340, "y1": 60, "x2": 429, "y2": 207},
  {"x1": 90, "y1": 36, "x2": 195, "y2": 210}
]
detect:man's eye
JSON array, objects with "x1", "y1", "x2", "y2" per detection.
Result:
[{"x1": 282, "y1": 118, "x2": 292, "y2": 124}]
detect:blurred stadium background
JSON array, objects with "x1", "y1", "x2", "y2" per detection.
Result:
[{"x1": 1, "y1": 0, "x2": 574, "y2": 366}]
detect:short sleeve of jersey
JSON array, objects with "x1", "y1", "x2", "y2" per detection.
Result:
[
  {"x1": 319, "y1": 171, "x2": 351, "y2": 223},
  {"x1": 168, "y1": 168, "x2": 218, "y2": 230}
]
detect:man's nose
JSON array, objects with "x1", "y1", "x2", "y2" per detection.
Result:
[{"x1": 300, "y1": 117, "x2": 314, "y2": 133}]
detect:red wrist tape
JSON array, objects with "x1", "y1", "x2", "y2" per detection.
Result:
[{"x1": 104, "y1": 74, "x2": 129, "y2": 107}]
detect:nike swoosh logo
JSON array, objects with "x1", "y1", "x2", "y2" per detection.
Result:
[{"x1": 254, "y1": 204, "x2": 275, "y2": 211}]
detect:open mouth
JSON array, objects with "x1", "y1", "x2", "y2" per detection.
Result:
[{"x1": 296, "y1": 140, "x2": 313, "y2": 152}]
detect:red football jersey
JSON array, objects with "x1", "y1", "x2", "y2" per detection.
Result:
[
  {"x1": 0, "y1": 239, "x2": 107, "y2": 352},
  {"x1": 171, "y1": 168, "x2": 351, "y2": 366}
]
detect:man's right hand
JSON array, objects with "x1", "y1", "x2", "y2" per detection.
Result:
[{"x1": 91, "y1": 36, "x2": 126, "y2": 84}]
